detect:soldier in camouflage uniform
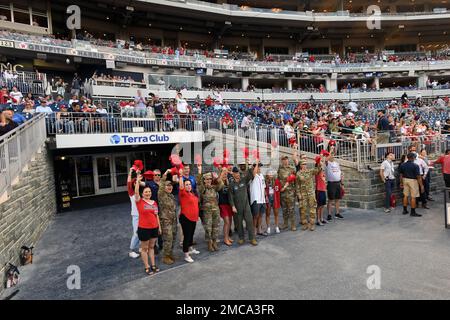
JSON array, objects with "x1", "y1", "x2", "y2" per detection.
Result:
[
  {"x1": 196, "y1": 164, "x2": 226, "y2": 252},
  {"x1": 277, "y1": 155, "x2": 297, "y2": 231},
  {"x1": 296, "y1": 160, "x2": 321, "y2": 231},
  {"x1": 158, "y1": 169, "x2": 178, "y2": 264},
  {"x1": 228, "y1": 165, "x2": 258, "y2": 245}
]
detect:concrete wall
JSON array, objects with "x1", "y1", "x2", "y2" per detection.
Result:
[{"x1": 0, "y1": 144, "x2": 56, "y2": 291}]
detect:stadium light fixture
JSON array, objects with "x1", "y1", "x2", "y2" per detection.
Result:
[
  {"x1": 126, "y1": 6, "x2": 134, "y2": 11},
  {"x1": 398, "y1": 25, "x2": 405, "y2": 29},
  {"x1": 307, "y1": 26, "x2": 314, "y2": 31}
]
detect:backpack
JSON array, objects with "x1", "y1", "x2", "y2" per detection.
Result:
[
  {"x1": 5, "y1": 263, "x2": 20, "y2": 288},
  {"x1": 20, "y1": 246, "x2": 34, "y2": 266}
]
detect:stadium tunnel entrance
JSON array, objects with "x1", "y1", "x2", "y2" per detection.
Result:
[{"x1": 52, "y1": 143, "x2": 178, "y2": 211}]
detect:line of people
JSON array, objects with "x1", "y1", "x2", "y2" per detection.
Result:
[
  {"x1": 381, "y1": 147, "x2": 450, "y2": 216},
  {"x1": 126, "y1": 150, "x2": 345, "y2": 275}
]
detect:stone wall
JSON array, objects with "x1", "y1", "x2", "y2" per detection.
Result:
[{"x1": 0, "y1": 144, "x2": 56, "y2": 292}]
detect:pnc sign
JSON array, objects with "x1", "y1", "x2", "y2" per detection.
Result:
[{"x1": 0, "y1": 63, "x2": 24, "y2": 73}]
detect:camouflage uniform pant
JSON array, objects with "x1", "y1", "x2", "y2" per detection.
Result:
[
  {"x1": 160, "y1": 216, "x2": 177, "y2": 257},
  {"x1": 280, "y1": 192, "x2": 296, "y2": 227},
  {"x1": 299, "y1": 192, "x2": 317, "y2": 225},
  {"x1": 203, "y1": 207, "x2": 220, "y2": 241}
]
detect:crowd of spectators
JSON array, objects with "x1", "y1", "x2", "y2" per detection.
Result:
[{"x1": 1, "y1": 29, "x2": 450, "y2": 67}]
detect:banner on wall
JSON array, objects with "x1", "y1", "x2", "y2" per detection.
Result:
[{"x1": 55, "y1": 131, "x2": 205, "y2": 149}]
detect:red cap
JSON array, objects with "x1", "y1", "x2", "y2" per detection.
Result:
[
  {"x1": 251, "y1": 149, "x2": 260, "y2": 160},
  {"x1": 287, "y1": 174, "x2": 296, "y2": 183},
  {"x1": 132, "y1": 160, "x2": 144, "y2": 172},
  {"x1": 143, "y1": 170, "x2": 154, "y2": 180},
  {"x1": 242, "y1": 147, "x2": 250, "y2": 159},
  {"x1": 169, "y1": 154, "x2": 182, "y2": 166},
  {"x1": 194, "y1": 154, "x2": 202, "y2": 165}
]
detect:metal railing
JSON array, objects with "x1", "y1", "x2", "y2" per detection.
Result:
[
  {"x1": 41, "y1": 109, "x2": 450, "y2": 171},
  {"x1": 0, "y1": 113, "x2": 47, "y2": 199},
  {"x1": 45, "y1": 112, "x2": 207, "y2": 135},
  {"x1": 90, "y1": 79, "x2": 147, "y2": 89}
]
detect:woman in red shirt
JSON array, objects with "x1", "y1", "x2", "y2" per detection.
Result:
[
  {"x1": 134, "y1": 174, "x2": 161, "y2": 275},
  {"x1": 178, "y1": 168, "x2": 200, "y2": 263},
  {"x1": 265, "y1": 171, "x2": 281, "y2": 234}
]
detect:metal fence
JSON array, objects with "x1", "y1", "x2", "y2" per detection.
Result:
[
  {"x1": 45, "y1": 113, "x2": 207, "y2": 135},
  {"x1": 0, "y1": 72, "x2": 47, "y2": 96},
  {"x1": 42, "y1": 110, "x2": 450, "y2": 171},
  {"x1": 0, "y1": 113, "x2": 47, "y2": 199}
]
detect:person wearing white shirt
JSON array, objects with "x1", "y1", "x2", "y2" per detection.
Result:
[
  {"x1": 240, "y1": 115, "x2": 252, "y2": 131},
  {"x1": 380, "y1": 152, "x2": 396, "y2": 213},
  {"x1": 158, "y1": 77, "x2": 165, "y2": 91},
  {"x1": 176, "y1": 92, "x2": 188, "y2": 129},
  {"x1": 9, "y1": 87, "x2": 23, "y2": 105},
  {"x1": 249, "y1": 163, "x2": 266, "y2": 237},
  {"x1": 348, "y1": 101, "x2": 358, "y2": 113}
]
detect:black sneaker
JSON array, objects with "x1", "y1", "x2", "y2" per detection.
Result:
[
  {"x1": 402, "y1": 210, "x2": 409, "y2": 215},
  {"x1": 327, "y1": 215, "x2": 332, "y2": 221},
  {"x1": 321, "y1": 220, "x2": 327, "y2": 224},
  {"x1": 335, "y1": 213, "x2": 344, "y2": 219},
  {"x1": 410, "y1": 212, "x2": 422, "y2": 217}
]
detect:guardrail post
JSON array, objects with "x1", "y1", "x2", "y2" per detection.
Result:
[
  {"x1": 4, "y1": 140, "x2": 10, "y2": 190},
  {"x1": 356, "y1": 141, "x2": 361, "y2": 171}
]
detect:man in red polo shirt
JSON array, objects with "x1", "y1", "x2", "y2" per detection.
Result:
[{"x1": 433, "y1": 149, "x2": 450, "y2": 187}]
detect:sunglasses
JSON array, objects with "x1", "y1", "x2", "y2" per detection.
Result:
[{"x1": 154, "y1": 174, "x2": 161, "y2": 176}]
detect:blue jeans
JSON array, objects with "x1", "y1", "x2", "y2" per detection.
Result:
[
  {"x1": 56, "y1": 120, "x2": 75, "y2": 134},
  {"x1": 384, "y1": 179, "x2": 395, "y2": 209},
  {"x1": 130, "y1": 215, "x2": 140, "y2": 251}
]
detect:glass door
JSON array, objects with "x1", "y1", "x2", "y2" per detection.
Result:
[
  {"x1": 93, "y1": 156, "x2": 114, "y2": 194},
  {"x1": 113, "y1": 155, "x2": 129, "y2": 192}
]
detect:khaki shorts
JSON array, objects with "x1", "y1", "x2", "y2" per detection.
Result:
[{"x1": 403, "y1": 178, "x2": 419, "y2": 198}]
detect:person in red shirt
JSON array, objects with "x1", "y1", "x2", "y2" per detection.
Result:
[
  {"x1": 433, "y1": 149, "x2": 450, "y2": 187},
  {"x1": 178, "y1": 167, "x2": 200, "y2": 263},
  {"x1": 205, "y1": 95, "x2": 213, "y2": 108},
  {"x1": 315, "y1": 157, "x2": 328, "y2": 226},
  {"x1": 265, "y1": 171, "x2": 281, "y2": 234},
  {"x1": 134, "y1": 173, "x2": 161, "y2": 275}
]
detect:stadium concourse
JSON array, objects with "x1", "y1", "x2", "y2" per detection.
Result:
[{"x1": 2, "y1": 192, "x2": 450, "y2": 300}]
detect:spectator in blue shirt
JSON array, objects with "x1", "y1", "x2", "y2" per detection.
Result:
[{"x1": 12, "y1": 110, "x2": 26, "y2": 125}]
